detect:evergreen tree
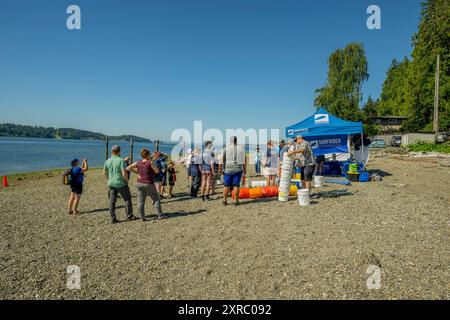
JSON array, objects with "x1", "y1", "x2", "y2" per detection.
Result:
[
  {"x1": 402, "y1": 0, "x2": 450, "y2": 131},
  {"x1": 378, "y1": 57, "x2": 411, "y2": 117},
  {"x1": 362, "y1": 96, "x2": 380, "y2": 136},
  {"x1": 314, "y1": 43, "x2": 369, "y2": 122}
]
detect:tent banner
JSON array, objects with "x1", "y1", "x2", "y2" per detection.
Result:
[
  {"x1": 304, "y1": 134, "x2": 348, "y2": 156},
  {"x1": 306, "y1": 134, "x2": 347, "y2": 149}
]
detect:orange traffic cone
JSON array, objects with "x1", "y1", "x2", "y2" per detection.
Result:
[{"x1": 2, "y1": 176, "x2": 8, "y2": 187}]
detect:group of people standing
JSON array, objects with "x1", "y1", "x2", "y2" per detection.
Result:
[
  {"x1": 186, "y1": 136, "x2": 246, "y2": 206},
  {"x1": 66, "y1": 145, "x2": 178, "y2": 223},
  {"x1": 186, "y1": 140, "x2": 217, "y2": 201},
  {"x1": 66, "y1": 135, "x2": 316, "y2": 223},
  {"x1": 252, "y1": 136, "x2": 315, "y2": 190}
]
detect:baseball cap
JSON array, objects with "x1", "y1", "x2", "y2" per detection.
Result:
[{"x1": 111, "y1": 145, "x2": 121, "y2": 152}]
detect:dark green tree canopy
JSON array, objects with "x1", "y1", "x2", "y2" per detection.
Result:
[
  {"x1": 378, "y1": 57, "x2": 411, "y2": 117},
  {"x1": 314, "y1": 42, "x2": 369, "y2": 122},
  {"x1": 394, "y1": 0, "x2": 449, "y2": 131}
]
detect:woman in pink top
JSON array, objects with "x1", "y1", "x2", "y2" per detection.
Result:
[{"x1": 126, "y1": 148, "x2": 166, "y2": 221}]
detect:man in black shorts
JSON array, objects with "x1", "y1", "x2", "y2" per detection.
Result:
[{"x1": 287, "y1": 135, "x2": 315, "y2": 191}]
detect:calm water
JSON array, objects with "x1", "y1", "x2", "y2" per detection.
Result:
[{"x1": 0, "y1": 137, "x2": 176, "y2": 175}]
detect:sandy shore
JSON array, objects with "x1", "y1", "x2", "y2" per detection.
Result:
[{"x1": 1, "y1": 152, "x2": 449, "y2": 299}]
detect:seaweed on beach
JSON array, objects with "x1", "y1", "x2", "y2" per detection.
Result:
[{"x1": 311, "y1": 189, "x2": 355, "y2": 199}]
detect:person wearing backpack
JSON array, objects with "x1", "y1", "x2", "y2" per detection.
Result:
[
  {"x1": 153, "y1": 152, "x2": 168, "y2": 197},
  {"x1": 66, "y1": 158, "x2": 88, "y2": 215}
]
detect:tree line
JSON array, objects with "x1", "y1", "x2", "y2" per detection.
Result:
[
  {"x1": 314, "y1": 0, "x2": 449, "y2": 135},
  {"x1": 0, "y1": 123, "x2": 152, "y2": 142}
]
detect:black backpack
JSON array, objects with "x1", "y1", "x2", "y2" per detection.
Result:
[{"x1": 62, "y1": 168, "x2": 72, "y2": 185}]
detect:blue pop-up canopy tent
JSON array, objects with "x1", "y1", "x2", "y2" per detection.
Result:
[{"x1": 285, "y1": 108, "x2": 363, "y2": 157}]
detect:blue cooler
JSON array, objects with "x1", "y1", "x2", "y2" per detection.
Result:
[{"x1": 359, "y1": 171, "x2": 370, "y2": 182}]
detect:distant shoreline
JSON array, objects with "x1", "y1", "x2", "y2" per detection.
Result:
[
  {"x1": 0, "y1": 123, "x2": 154, "y2": 143},
  {"x1": 0, "y1": 135, "x2": 175, "y2": 145},
  {"x1": 0, "y1": 134, "x2": 153, "y2": 143},
  {"x1": 0, "y1": 136, "x2": 176, "y2": 176}
]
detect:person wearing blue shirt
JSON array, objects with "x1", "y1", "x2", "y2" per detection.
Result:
[{"x1": 68, "y1": 158, "x2": 88, "y2": 215}]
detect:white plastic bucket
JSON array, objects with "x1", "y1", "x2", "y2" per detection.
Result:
[
  {"x1": 278, "y1": 155, "x2": 293, "y2": 202},
  {"x1": 281, "y1": 172, "x2": 292, "y2": 180},
  {"x1": 297, "y1": 189, "x2": 310, "y2": 206},
  {"x1": 278, "y1": 181, "x2": 290, "y2": 192},
  {"x1": 314, "y1": 175, "x2": 324, "y2": 188},
  {"x1": 282, "y1": 154, "x2": 293, "y2": 163},
  {"x1": 281, "y1": 163, "x2": 293, "y2": 170},
  {"x1": 278, "y1": 191, "x2": 289, "y2": 202},
  {"x1": 278, "y1": 181, "x2": 290, "y2": 201}
]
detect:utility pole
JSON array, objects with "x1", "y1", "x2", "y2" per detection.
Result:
[
  {"x1": 105, "y1": 136, "x2": 109, "y2": 161},
  {"x1": 433, "y1": 54, "x2": 440, "y2": 142},
  {"x1": 130, "y1": 138, "x2": 134, "y2": 163}
]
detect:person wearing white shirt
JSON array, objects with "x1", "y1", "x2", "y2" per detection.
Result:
[{"x1": 200, "y1": 141, "x2": 215, "y2": 201}]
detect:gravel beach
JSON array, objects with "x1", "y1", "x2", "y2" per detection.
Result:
[{"x1": 1, "y1": 152, "x2": 449, "y2": 299}]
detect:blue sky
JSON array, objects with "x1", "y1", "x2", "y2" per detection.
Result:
[{"x1": 0, "y1": 0, "x2": 421, "y2": 140}]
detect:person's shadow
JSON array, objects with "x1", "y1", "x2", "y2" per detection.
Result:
[
  {"x1": 144, "y1": 209, "x2": 207, "y2": 220},
  {"x1": 231, "y1": 197, "x2": 280, "y2": 206},
  {"x1": 161, "y1": 192, "x2": 193, "y2": 203},
  {"x1": 83, "y1": 205, "x2": 125, "y2": 214}
]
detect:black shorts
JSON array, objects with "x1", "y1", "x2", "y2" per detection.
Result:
[
  {"x1": 300, "y1": 166, "x2": 315, "y2": 182},
  {"x1": 70, "y1": 183, "x2": 83, "y2": 195}
]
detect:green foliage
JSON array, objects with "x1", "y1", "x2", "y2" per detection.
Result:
[
  {"x1": 403, "y1": 0, "x2": 450, "y2": 131},
  {"x1": 408, "y1": 141, "x2": 450, "y2": 153},
  {"x1": 372, "y1": 0, "x2": 450, "y2": 132},
  {"x1": 0, "y1": 123, "x2": 151, "y2": 142},
  {"x1": 378, "y1": 57, "x2": 411, "y2": 117},
  {"x1": 314, "y1": 42, "x2": 368, "y2": 122},
  {"x1": 361, "y1": 96, "x2": 380, "y2": 136}
]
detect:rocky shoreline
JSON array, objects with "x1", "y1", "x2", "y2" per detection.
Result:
[{"x1": 1, "y1": 154, "x2": 449, "y2": 299}]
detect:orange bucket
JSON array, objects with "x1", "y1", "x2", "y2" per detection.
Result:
[
  {"x1": 270, "y1": 186, "x2": 279, "y2": 197},
  {"x1": 232, "y1": 187, "x2": 249, "y2": 199},
  {"x1": 261, "y1": 187, "x2": 272, "y2": 197},
  {"x1": 248, "y1": 187, "x2": 263, "y2": 198}
]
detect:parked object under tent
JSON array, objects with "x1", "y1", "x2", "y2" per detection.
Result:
[{"x1": 285, "y1": 108, "x2": 369, "y2": 175}]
